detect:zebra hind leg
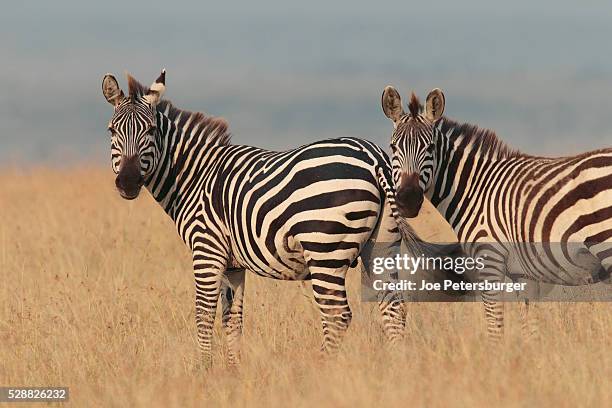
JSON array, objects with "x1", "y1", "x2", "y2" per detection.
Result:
[
  {"x1": 377, "y1": 290, "x2": 406, "y2": 346},
  {"x1": 360, "y1": 239, "x2": 405, "y2": 343},
  {"x1": 220, "y1": 268, "x2": 246, "y2": 366},
  {"x1": 367, "y1": 192, "x2": 406, "y2": 345},
  {"x1": 309, "y1": 265, "x2": 352, "y2": 354}
]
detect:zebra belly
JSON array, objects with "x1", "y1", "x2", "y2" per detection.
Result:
[{"x1": 230, "y1": 241, "x2": 310, "y2": 280}]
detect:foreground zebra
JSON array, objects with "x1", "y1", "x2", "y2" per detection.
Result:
[
  {"x1": 381, "y1": 86, "x2": 612, "y2": 340},
  {"x1": 100, "y1": 70, "x2": 447, "y2": 365}
]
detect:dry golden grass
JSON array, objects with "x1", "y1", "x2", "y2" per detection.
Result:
[{"x1": 0, "y1": 168, "x2": 610, "y2": 407}]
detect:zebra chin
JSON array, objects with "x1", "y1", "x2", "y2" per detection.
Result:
[{"x1": 117, "y1": 186, "x2": 142, "y2": 200}]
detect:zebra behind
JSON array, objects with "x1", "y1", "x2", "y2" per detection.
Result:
[
  {"x1": 381, "y1": 86, "x2": 612, "y2": 340},
  {"x1": 101, "y1": 70, "x2": 442, "y2": 366}
]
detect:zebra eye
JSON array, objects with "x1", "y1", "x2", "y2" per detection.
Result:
[{"x1": 146, "y1": 126, "x2": 157, "y2": 135}]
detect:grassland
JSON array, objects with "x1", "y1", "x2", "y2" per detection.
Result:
[{"x1": 0, "y1": 168, "x2": 610, "y2": 407}]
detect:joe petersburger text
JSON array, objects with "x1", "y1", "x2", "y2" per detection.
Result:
[{"x1": 370, "y1": 254, "x2": 527, "y2": 293}]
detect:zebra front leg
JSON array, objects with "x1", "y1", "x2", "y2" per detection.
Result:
[
  {"x1": 309, "y1": 265, "x2": 352, "y2": 354},
  {"x1": 220, "y1": 268, "x2": 245, "y2": 366},
  {"x1": 192, "y1": 248, "x2": 228, "y2": 369},
  {"x1": 511, "y1": 277, "x2": 540, "y2": 341},
  {"x1": 520, "y1": 298, "x2": 540, "y2": 341},
  {"x1": 478, "y1": 248, "x2": 508, "y2": 343},
  {"x1": 482, "y1": 288, "x2": 505, "y2": 343}
]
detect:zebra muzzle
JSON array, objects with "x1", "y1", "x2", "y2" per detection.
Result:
[
  {"x1": 115, "y1": 156, "x2": 144, "y2": 200},
  {"x1": 396, "y1": 172, "x2": 424, "y2": 218}
]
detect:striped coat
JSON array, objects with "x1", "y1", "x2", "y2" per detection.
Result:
[
  {"x1": 100, "y1": 70, "x2": 451, "y2": 365},
  {"x1": 382, "y1": 86, "x2": 612, "y2": 339}
]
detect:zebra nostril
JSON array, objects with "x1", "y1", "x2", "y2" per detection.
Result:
[{"x1": 115, "y1": 155, "x2": 144, "y2": 195}]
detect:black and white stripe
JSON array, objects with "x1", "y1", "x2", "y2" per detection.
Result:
[
  {"x1": 382, "y1": 86, "x2": 612, "y2": 340},
  {"x1": 101, "y1": 70, "x2": 445, "y2": 365}
]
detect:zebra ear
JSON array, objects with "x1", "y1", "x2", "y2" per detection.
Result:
[
  {"x1": 102, "y1": 74, "x2": 125, "y2": 107},
  {"x1": 382, "y1": 86, "x2": 404, "y2": 126},
  {"x1": 425, "y1": 88, "x2": 445, "y2": 122},
  {"x1": 144, "y1": 69, "x2": 166, "y2": 106}
]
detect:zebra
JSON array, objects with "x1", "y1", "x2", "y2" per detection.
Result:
[
  {"x1": 381, "y1": 86, "x2": 612, "y2": 341},
  {"x1": 100, "y1": 70, "x2": 454, "y2": 366}
]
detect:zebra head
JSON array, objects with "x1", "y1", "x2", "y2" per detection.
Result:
[
  {"x1": 101, "y1": 70, "x2": 166, "y2": 200},
  {"x1": 381, "y1": 86, "x2": 445, "y2": 217}
]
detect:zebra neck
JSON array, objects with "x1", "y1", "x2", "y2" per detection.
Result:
[
  {"x1": 429, "y1": 119, "x2": 522, "y2": 231},
  {"x1": 144, "y1": 109, "x2": 229, "y2": 219}
]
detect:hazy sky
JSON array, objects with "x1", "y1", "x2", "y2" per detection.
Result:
[{"x1": 1, "y1": 1, "x2": 612, "y2": 165}]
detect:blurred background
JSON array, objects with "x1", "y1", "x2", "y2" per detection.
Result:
[{"x1": 1, "y1": 0, "x2": 611, "y2": 165}]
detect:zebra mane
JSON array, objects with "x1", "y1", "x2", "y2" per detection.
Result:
[
  {"x1": 156, "y1": 99, "x2": 231, "y2": 146},
  {"x1": 408, "y1": 93, "x2": 422, "y2": 116},
  {"x1": 127, "y1": 74, "x2": 146, "y2": 98},
  {"x1": 126, "y1": 76, "x2": 231, "y2": 146},
  {"x1": 439, "y1": 117, "x2": 524, "y2": 159}
]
